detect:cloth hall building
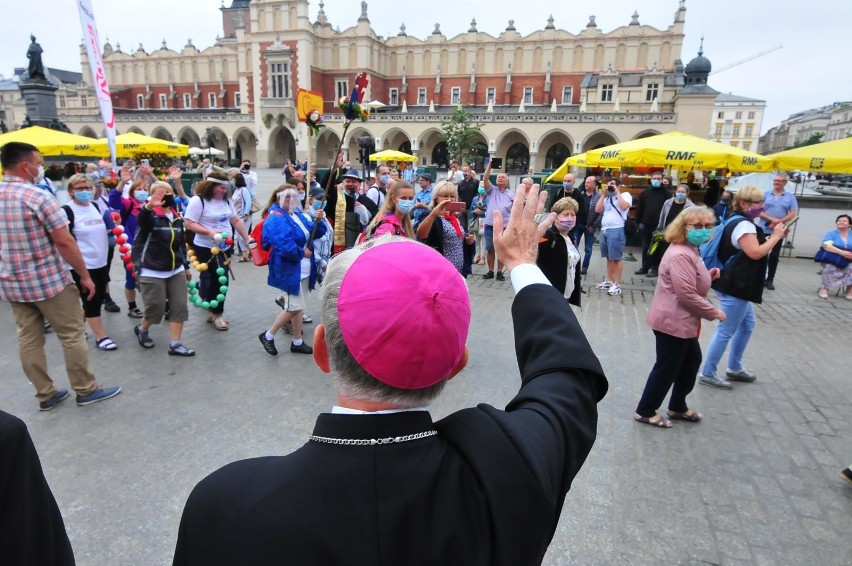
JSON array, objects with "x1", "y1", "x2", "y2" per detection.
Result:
[{"x1": 57, "y1": 0, "x2": 718, "y2": 171}]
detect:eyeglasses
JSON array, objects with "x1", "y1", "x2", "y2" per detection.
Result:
[
  {"x1": 71, "y1": 185, "x2": 92, "y2": 191},
  {"x1": 687, "y1": 223, "x2": 714, "y2": 230}
]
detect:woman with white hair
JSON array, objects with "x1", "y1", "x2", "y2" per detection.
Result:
[{"x1": 258, "y1": 188, "x2": 327, "y2": 356}]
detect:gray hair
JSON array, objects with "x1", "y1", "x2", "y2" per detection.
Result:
[
  {"x1": 320, "y1": 235, "x2": 448, "y2": 407},
  {"x1": 774, "y1": 171, "x2": 789, "y2": 181}
]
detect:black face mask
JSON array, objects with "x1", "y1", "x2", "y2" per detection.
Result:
[{"x1": 164, "y1": 195, "x2": 176, "y2": 208}]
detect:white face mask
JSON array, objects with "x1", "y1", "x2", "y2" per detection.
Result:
[{"x1": 36, "y1": 165, "x2": 45, "y2": 184}]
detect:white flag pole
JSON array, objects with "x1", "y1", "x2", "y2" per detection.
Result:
[{"x1": 77, "y1": 0, "x2": 117, "y2": 169}]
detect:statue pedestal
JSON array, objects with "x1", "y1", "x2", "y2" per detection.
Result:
[{"x1": 18, "y1": 80, "x2": 59, "y2": 127}]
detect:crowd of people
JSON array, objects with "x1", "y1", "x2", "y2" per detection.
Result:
[{"x1": 1, "y1": 138, "x2": 851, "y2": 563}]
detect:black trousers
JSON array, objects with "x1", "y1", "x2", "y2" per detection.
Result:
[
  {"x1": 192, "y1": 244, "x2": 231, "y2": 315},
  {"x1": 766, "y1": 239, "x2": 782, "y2": 281},
  {"x1": 639, "y1": 223, "x2": 656, "y2": 270},
  {"x1": 635, "y1": 330, "x2": 702, "y2": 417},
  {"x1": 71, "y1": 266, "x2": 110, "y2": 318}
]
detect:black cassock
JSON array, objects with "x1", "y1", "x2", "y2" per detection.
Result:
[{"x1": 174, "y1": 283, "x2": 608, "y2": 566}]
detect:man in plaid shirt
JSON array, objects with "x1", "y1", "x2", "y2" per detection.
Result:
[{"x1": 0, "y1": 142, "x2": 121, "y2": 411}]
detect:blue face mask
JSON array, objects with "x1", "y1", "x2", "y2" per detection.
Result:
[
  {"x1": 675, "y1": 193, "x2": 687, "y2": 202},
  {"x1": 396, "y1": 199, "x2": 415, "y2": 214},
  {"x1": 651, "y1": 179, "x2": 662, "y2": 188},
  {"x1": 686, "y1": 228, "x2": 713, "y2": 247},
  {"x1": 135, "y1": 191, "x2": 149, "y2": 202},
  {"x1": 311, "y1": 199, "x2": 327, "y2": 211},
  {"x1": 74, "y1": 190, "x2": 93, "y2": 204},
  {"x1": 379, "y1": 174, "x2": 390, "y2": 185},
  {"x1": 477, "y1": 187, "x2": 486, "y2": 195},
  {"x1": 563, "y1": 181, "x2": 573, "y2": 190}
]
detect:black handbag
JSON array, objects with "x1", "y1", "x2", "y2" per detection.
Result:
[
  {"x1": 610, "y1": 197, "x2": 639, "y2": 236},
  {"x1": 814, "y1": 248, "x2": 850, "y2": 268}
]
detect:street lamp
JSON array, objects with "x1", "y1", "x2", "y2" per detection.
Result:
[{"x1": 205, "y1": 127, "x2": 212, "y2": 161}]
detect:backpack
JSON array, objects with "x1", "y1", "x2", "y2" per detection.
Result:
[
  {"x1": 250, "y1": 210, "x2": 283, "y2": 266},
  {"x1": 700, "y1": 215, "x2": 746, "y2": 271},
  {"x1": 62, "y1": 201, "x2": 101, "y2": 239},
  {"x1": 358, "y1": 217, "x2": 406, "y2": 244}
]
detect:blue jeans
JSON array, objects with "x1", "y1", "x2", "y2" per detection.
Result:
[
  {"x1": 573, "y1": 224, "x2": 595, "y2": 270},
  {"x1": 701, "y1": 291, "x2": 756, "y2": 377}
]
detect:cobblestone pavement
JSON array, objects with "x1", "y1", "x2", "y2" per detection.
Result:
[{"x1": 1, "y1": 170, "x2": 850, "y2": 565}]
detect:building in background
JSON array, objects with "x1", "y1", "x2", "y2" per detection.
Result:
[
  {"x1": 759, "y1": 101, "x2": 852, "y2": 154},
  {"x1": 24, "y1": 0, "x2": 721, "y2": 170},
  {"x1": 710, "y1": 93, "x2": 765, "y2": 153}
]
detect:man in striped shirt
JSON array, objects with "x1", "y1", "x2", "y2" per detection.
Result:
[{"x1": 0, "y1": 142, "x2": 120, "y2": 411}]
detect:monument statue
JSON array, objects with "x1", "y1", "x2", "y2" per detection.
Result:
[{"x1": 27, "y1": 35, "x2": 46, "y2": 81}]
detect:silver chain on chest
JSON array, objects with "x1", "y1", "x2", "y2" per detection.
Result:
[{"x1": 309, "y1": 430, "x2": 438, "y2": 446}]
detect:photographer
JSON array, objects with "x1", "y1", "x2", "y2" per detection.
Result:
[{"x1": 593, "y1": 178, "x2": 633, "y2": 296}]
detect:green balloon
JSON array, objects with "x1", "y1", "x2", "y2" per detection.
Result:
[
  {"x1": 218, "y1": 276, "x2": 228, "y2": 284},
  {"x1": 201, "y1": 301, "x2": 210, "y2": 309},
  {"x1": 187, "y1": 280, "x2": 197, "y2": 289},
  {"x1": 219, "y1": 285, "x2": 229, "y2": 294},
  {"x1": 209, "y1": 300, "x2": 219, "y2": 309},
  {"x1": 189, "y1": 288, "x2": 197, "y2": 295},
  {"x1": 193, "y1": 299, "x2": 202, "y2": 308},
  {"x1": 216, "y1": 294, "x2": 225, "y2": 302},
  {"x1": 216, "y1": 267, "x2": 225, "y2": 275}
]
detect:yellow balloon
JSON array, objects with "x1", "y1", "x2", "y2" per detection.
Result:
[
  {"x1": 210, "y1": 247, "x2": 220, "y2": 256},
  {"x1": 197, "y1": 263, "x2": 209, "y2": 272}
]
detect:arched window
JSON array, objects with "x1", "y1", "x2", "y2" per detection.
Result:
[
  {"x1": 544, "y1": 143, "x2": 570, "y2": 170},
  {"x1": 398, "y1": 140, "x2": 412, "y2": 154},
  {"x1": 432, "y1": 142, "x2": 448, "y2": 168},
  {"x1": 468, "y1": 142, "x2": 488, "y2": 172},
  {"x1": 505, "y1": 142, "x2": 530, "y2": 174}
]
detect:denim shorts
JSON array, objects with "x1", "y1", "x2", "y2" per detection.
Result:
[
  {"x1": 484, "y1": 225, "x2": 495, "y2": 252},
  {"x1": 600, "y1": 227, "x2": 626, "y2": 260}
]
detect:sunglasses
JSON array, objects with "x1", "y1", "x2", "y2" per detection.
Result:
[{"x1": 687, "y1": 223, "x2": 714, "y2": 230}]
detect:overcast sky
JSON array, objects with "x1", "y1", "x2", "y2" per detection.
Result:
[{"x1": 3, "y1": 0, "x2": 850, "y2": 134}]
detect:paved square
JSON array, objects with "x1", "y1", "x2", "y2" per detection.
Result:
[{"x1": 2, "y1": 171, "x2": 851, "y2": 564}]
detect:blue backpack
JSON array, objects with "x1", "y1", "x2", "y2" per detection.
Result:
[{"x1": 700, "y1": 215, "x2": 745, "y2": 271}]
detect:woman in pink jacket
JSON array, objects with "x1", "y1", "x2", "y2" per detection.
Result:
[{"x1": 634, "y1": 205, "x2": 726, "y2": 428}]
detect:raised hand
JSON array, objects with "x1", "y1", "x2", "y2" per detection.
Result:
[
  {"x1": 148, "y1": 186, "x2": 167, "y2": 208},
  {"x1": 492, "y1": 184, "x2": 548, "y2": 271}
]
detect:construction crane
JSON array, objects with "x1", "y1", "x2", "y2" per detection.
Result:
[{"x1": 711, "y1": 44, "x2": 784, "y2": 75}]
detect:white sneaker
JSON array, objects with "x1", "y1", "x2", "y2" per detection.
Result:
[
  {"x1": 607, "y1": 285, "x2": 622, "y2": 296},
  {"x1": 595, "y1": 280, "x2": 612, "y2": 290}
]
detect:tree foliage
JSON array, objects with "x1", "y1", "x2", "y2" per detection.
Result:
[
  {"x1": 440, "y1": 106, "x2": 484, "y2": 165},
  {"x1": 787, "y1": 132, "x2": 824, "y2": 150}
]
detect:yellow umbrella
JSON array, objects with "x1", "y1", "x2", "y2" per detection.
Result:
[
  {"x1": 581, "y1": 131, "x2": 774, "y2": 172},
  {"x1": 767, "y1": 137, "x2": 852, "y2": 174},
  {"x1": 0, "y1": 126, "x2": 107, "y2": 157},
  {"x1": 368, "y1": 149, "x2": 417, "y2": 162},
  {"x1": 544, "y1": 153, "x2": 589, "y2": 183},
  {"x1": 113, "y1": 132, "x2": 189, "y2": 158}
]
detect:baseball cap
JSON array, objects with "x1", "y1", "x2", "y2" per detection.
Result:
[
  {"x1": 337, "y1": 241, "x2": 471, "y2": 390},
  {"x1": 342, "y1": 169, "x2": 362, "y2": 181},
  {"x1": 309, "y1": 187, "x2": 325, "y2": 198},
  {"x1": 419, "y1": 172, "x2": 433, "y2": 182}
]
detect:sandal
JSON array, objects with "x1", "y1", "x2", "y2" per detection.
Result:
[
  {"x1": 238, "y1": 257, "x2": 251, "y2": 263},
  {"x1": 818, "y1": 289, "x2": 829, "y2": 299},
  {"x1": 212, "y1": 315, "x2": 230, "y2": 331},
  {"x1": 633, "y1": 413, "x2": 672, "y2": 428},
  {"x1": 96, "y1": 337, "x2": 117, "y2": 351},
  {"x1": 667, "y1": 409, "x2": 702, "y2": 422}
]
